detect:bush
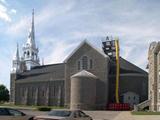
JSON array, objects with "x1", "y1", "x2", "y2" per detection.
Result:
[{"x1": 37, "y1": 107, "x2": 51, "y2": 111}]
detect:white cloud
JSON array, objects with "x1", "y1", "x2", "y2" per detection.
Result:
[
  {"x1": 6, "y1": 16, "x2": 29, "y2": 37},
  {"x1": 0, "y1": 3, "x2": 11, "y2": 22},
  {"x1": 0, "y1": 0, "x2": 7, "y2": 5},
  {"x1": 10, "y1": 9, "x2": 16, "y2": 14},
  {"x1": 41, "y1": 39, "x2": 78, "y2": 64}
]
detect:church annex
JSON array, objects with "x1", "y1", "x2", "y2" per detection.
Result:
[{"x1": 10, "y1": 10, "x2": 148, "y2": 110}]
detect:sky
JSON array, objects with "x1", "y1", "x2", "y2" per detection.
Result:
[{"x1": 0, "y1": 0, "x2": 160, "y2": 89}]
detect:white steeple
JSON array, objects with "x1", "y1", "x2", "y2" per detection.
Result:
[
  {"x1": 13, "y1": 43, "x2": 20, "y2": 61},
  {"x1": 23, "y1": 9, "x2": 40, "y2": 70},
  {"x1": 27, "y1": 9, "x2": 36, "y2": 48},
  {"x1": 11, "y1": 43, "x2": 20, "y2": 73}
]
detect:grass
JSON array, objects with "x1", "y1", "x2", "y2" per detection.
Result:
[
  {"x1": 0, "y1": 103, "x2": 66, "y2": 111},
  {"x1": 131, "y1": 111, "x2": 160, "y2": 115}
]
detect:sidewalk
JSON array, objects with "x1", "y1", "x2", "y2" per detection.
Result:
[
  {"x1": 113, "y1": 111, "x2": 160, "y2": 120},
  {"x1": 113, "y1": 112, "x2": 134, "y2": 120}
]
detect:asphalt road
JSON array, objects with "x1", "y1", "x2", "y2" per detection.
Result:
[
  {"x1": 21, "y1": 109, "x2": 121, "y2": 120},
  {"x1": 17, "y1": 109, "x2": 160, "y2": 120}
]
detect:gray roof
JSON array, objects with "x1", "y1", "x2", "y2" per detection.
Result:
[
  {"x1": 71, "y1": 70, "x2": 97, "y2": 78},
  {"x1": 109, "y1": 57, "x2": 148, "y2": 75},
  {"x1": 120, "y1": 57, "x2": 147, "y2": 75},
  {"x1": 16, "y1": 56, "x2": 147, "y2": 83},
  {"x1": 17, "y1": 63, "x2": 65, "y2": 82}
]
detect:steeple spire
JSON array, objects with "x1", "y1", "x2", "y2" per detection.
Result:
[
  {"x1": 11, "y1": 43, "x2": 20, "y2": 73},
  {"x1": 27, "y1": 9, "x2": 36, "y2": 48},
  {"x1": 13, "y1": 43, "x2": 20, "y2": 61},
  {"x1": 23, "y1": 9, "x2": 40, "y2": 70}
]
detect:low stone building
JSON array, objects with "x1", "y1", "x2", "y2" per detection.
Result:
[{"x1": 10, "y1": 10, "x2": 148, "y2": 110}]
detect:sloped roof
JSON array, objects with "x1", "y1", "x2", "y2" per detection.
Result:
[
  {"x1": 64, "y1": 40, "x2": 109, "y2": 63},
  {"x1": 17, "y1": 63, "x2": 65, "y2": 82},
  {"x1": 71, "y1": 70, "x2": 97, "y2": 78},
  {"x1": 110, "y1": 57, "x2": 148, "y2": 75},
  {"x1": 120, "y1": 57, "x2": 147, "y2": 75}
]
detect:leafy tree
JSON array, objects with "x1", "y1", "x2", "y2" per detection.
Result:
[{"x1": 0, "y1": 85, "x2": 9, "y2": 102}]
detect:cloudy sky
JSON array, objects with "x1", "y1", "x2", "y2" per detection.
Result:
[{"x1": 0, "y1": 0, "x2": 159, "y2": 89}]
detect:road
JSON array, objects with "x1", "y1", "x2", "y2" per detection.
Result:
[
  {"x1": 21, "y1": 109, "x2": 160, "y2": 120},
  {"x1": 21, "y1": 109, "x2": 121, "y2": 120}
]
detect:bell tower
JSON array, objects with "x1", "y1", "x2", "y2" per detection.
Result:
[
  {"x1": 11, "y1": 43, "x2": 20, "y2": 73},
  {"x1": 23, "y1": 9, "x2": 40, "y2": 70}
]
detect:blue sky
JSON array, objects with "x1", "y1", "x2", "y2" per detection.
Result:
[{"x1": 0, "y1": 0, "x2": 160, "y2": 89}]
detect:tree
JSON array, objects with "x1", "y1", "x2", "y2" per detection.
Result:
[{"x1": 0, "y1": 85, "x2": 9, "y2": 102}]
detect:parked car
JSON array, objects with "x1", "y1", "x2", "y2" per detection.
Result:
[
  {"x1": 34, "y1": 109, "x2": 92, "y2": 120},
  {"x1": 0, "y1": 107, "x2": 34, "y2": 120}
]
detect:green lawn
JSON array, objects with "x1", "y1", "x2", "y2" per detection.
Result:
[
  {"x1": 0, "y1": 103, "x2": 65, "y2": 110},
  {"x1": 131, "y1": 111, "x2": 160, "y2": 115}
]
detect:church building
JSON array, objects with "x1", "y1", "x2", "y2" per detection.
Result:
[{"x1": 10, "y1": 10, "x2": 148, "y2": 110}]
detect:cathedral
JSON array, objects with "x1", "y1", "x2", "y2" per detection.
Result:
[{"x1": 10, "y1": 10, "x2": 148, "y2": 110}]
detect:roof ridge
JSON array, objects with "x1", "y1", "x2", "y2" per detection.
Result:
[{"x1": 64, "y1": 40, "x2": 108, "y2": 63}]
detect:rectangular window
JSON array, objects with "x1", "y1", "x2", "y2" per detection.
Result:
[
  {"x1": 78, "y1": 61, "x2": 80, "y2": 70},
  {"x1": 22, "y1": 88, "x2": 25, "y2": 97},
  {"x1": 42, "y1": 90, "x2": 45, "y2": 97},
  {"x1": 32, "y1": 87, "x2": 35, "y2": 98},
  {"x1": 90, "y1": 59, "x2": 93, "y2": 69},
  {"x1": 82, "y1": 56, "x2": 88, "y2": 69}
]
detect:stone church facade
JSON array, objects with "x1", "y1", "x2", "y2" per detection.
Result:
[{"x1": 10, "y1": 10, "x2": 148, "y2": 109}]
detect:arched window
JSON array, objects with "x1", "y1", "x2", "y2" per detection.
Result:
[
  {"x1": 24, "y1": 52, "x2": 26, "y2": 57},
  {"x1": 35, "y1": 53, "x2": 37, "y2": 59},
  {"x1": 78, "y1": 56, "x2": 94, "y2": 70},
  {"x1": 27, "y1": 51, "x2": 30, "y2": 57},
  {"x1": 32, "y1": 52, "x2": 34, "y2": 56},
  {"x1": 82, "y1": 56, "x2": 88, "y2": 70}
]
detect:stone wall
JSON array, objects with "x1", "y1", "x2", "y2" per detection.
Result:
[
  {"x1": 148, "y1": 42, "x2": 160, "y2": 111},
  {"x1": 65, "y1": 42, "x2": 109, "y2": 109},
  {"x1": 15, "y1": 80, "x2": 64, "y2": 106}
]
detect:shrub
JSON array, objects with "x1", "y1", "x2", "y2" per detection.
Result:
[{"x1": 37, "y1": 107, "x2": 51, "y2": 111}]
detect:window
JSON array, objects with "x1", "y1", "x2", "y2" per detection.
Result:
[
  {"x1": 78, "y1": 111, "x2": 87, "y2": 117},
  {"x1": 78, "y1": 56, "x2": 93, "y2": 70},
  {"x1": 133, "y1": 96, "x2": 136, "y2": 100},
  {"x1": 42, "y1": 90, "x2": 45, "y2": 97},
  {"x1": 53, "y1": 86, "x2": 56, "y2": 97},
  {"x1": 78, "y1": 61, "x2": 81, "y2": 70},
  {"x1": 48, "y1": 110, "x2": 71, "y2": 117},
  {"x1": 74, "y1": 111, "x2": 79, "y2": 118},
  {"x1": 27, "y1": 51, "x2": 30, "y2": 57},
  {"x1": 128, "y1": 96, "x2": 130, "y2": 100},
  {"x1": 22, "y1": 88, "x2": 25, "y2": 97},
  {"x1": 82, "y1": 56, "x2": 88, "y2": 70},
  {"x1": 8, "y1": 109, "x2": 23, "y2": 116},
  {"x1": 90, "y1": 59, "x2": 93, "y2": 69},
  {"x1": 31, "y1": 87, "x2": 35, "y2": 98},
  {"x1": 32, "y1": 52, "x2": 34, "y2": 58},
  {"x1": 35, "y1": 53, "x2": 37, "y2": 59},
  {"x1": 0, "y1": 108, "x2": 8, "y2": 115}
]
